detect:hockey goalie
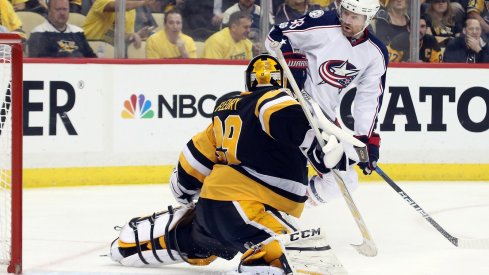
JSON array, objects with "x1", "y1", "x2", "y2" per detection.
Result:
[{"x1": 109, "y1": 54, "x2": 348, "y2": 274}]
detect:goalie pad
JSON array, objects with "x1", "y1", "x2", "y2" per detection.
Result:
[
  {"x1": 282, "y1": 228, "x2": 348, "y2": 275},
  {"x1": 238, "y1": 228, "x2": 347, "y2": 275},
  {"x1": 110, "y1": 205, "x2": 216, "y2": 267}
]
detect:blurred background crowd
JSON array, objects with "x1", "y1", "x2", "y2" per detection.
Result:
[{"x1": 0, "y1": 0, "x2": 488, "y2": 63}]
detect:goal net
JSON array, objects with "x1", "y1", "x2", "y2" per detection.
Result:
[{"x1": 0, "y1": 33, "x2": 23, "y2": 274}]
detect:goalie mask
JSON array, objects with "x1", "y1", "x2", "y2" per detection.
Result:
[{"x1": 245, "y1": 54, "x2": 285, "y2": 92}]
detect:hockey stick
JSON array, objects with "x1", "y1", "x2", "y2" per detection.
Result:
[
  {"x1": 269, "y1": 42, "x2": 377, "y2": 257},
  {"x1": 375, "y1": 166, "x2": 489, "y2": 249}
]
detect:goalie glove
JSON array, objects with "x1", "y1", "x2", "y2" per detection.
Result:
[
  {"x1": 355, "y1": 133, "x2": 381, "y2": 175},
  {"x1": 169, "y1": 167, "x2": 200, "y2": 206},
  {"x1": 284, "y1": 52, "x2": 308, "y2": 91}
]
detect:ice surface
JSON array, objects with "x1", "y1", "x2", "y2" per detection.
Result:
[{"x1": 20, "y1": 181, "x2": 489, "y2": 275}]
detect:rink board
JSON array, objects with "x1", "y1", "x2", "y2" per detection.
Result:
[{"x1": 20, "y1": 60, "x2": 489, "y2": 185}]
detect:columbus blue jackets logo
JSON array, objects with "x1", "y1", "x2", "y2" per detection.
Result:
[{"x1": 318, "y1": 60, "x2": 360, "y2": 89}]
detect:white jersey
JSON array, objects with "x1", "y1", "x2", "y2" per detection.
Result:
[{"x1": 265, "y1": 9, "x2": 388, "y2": 137}]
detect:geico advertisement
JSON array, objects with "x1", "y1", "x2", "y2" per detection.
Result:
[{"x1": 22, "y1": 63, "x2": 488, "y2": 166}]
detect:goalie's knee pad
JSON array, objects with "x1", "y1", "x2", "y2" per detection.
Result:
[
  {"x1": 110, "y1": 205, "x2": 217, "y2": 267},
  {"x1": 282, "y1": 227, "x2": 348, "y2": 275},
  {"x1": 237, "y1": 228, "x2": 347, "y2": 275}
]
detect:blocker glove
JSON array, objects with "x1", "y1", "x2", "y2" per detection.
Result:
[
  {"x1": 303, "y1": 132, "x2": 345, "y2": 174},
  {"x1": 355, "y1": 133, "x2": 381, "y2": 175},
  {"x1": 284, "y1": 52, "x2": 308, "y2": 90},
  {"x1": 169, "y1": 167, "x2": 199, "y2": 206}
]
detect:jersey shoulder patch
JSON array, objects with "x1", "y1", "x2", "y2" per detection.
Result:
[{"x1": 279, "y1": 9, "x2": 340, "y2": 31}]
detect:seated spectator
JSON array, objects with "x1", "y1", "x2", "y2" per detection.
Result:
[
  {"x1": 388, "y1": 16, "x2": 442, "y2": 62},
  {"x1": 221, "y1": 0, "x2": 274, "y2": 30},
  {"x1": 27, "y1": 0, "x2": 96, "y2": 57},
  {"x1": 11, "y1": 0, "x2": 47, "y2": 14},
  {"x1": 275, "y1": 0, "x2": 321, "y2": 24},
  {"x1": 146, "y1": 9, "x2": 196, "y2": 58},
  {"x1": 203, "y1": 10, "x2": 252, "y2": 59},
  {"x1": 0, "y1": 0, "x2": 26, "y2": 38},
  {"x1": 83, "y1": 0, "x2": 155, "y2": 48},
  {"x1": 466, "y1": 0, "x2": 489, "y2": 39},
  {"x1": 212, "y1": 0, "x2": 239, "y2": 27},
  {"x1": 181, "y1": 0, "x2": 220, "y2": 41},
  {"x1": 375, "y1": 0, "x2": 410, "y2": 44},
  {"x1": 424, "y1": 0, "x2": 463, "y2": 47},
  {"x1": 443, "y1": 18, "x2": 489, "y2": 62},
  {"x1": 135, "y1": 5, "x2": 157, "y2": 32},
  {"x1": 324, "y1": 0, "x2": 340, "y2": 11},
  {"x1": 69, "y1": 0, "x2": 82, "y2": 13}
]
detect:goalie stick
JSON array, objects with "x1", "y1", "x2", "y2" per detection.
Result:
[
  {"x1": 375, "y1": 166, "x2": 489, "y2": 249},
  {"x1": 269, "y1": 41, "x2": 377, "y2": 257}
]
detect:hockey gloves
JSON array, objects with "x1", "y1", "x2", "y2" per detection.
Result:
[
  {"x1": 284, "y1": 52, "x2": 308, "y2": 91},
  {"x1": 304, "y1": 133, "x2": 345, "y2": 175},
  {"x1": 355, "y1": 133, "x2": 381, "y2": 175},
  {"x1": 169, "y1": 167, "x2": 199, "y2": 206}
]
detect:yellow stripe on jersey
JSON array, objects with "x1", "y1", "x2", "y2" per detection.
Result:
[
  {"x1": 234, "y1": 201, "x2": 293, "y2": 235},
  {"x1": 254, "y1": 90, "x2": 299, "y2": 136},
  {"x1": 179, "y1": 151, "x2": 207, "y2": 183},
  {"x1": 254, "y1": 90, "x2": 283, "y2": 117},
  {"x1": 200, "y1": 165, "x2": 305, "y2": 218},
  {"x1": 192, "y1": 124, "x2": 218, "y2": 164},
  {"x1": 179, "y1": 124, "x2": 218, "y2": 184},
  {"x1": 259, "y1": 98, "x2": 299, "y2": 137}
]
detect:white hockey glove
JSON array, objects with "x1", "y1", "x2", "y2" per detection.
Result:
[
  {"x1": 169, "y1": 167, "x2": 200, "y2": 206},
  {"x1": 302, "y1": 130, "x2": 345, "y2": 174}
]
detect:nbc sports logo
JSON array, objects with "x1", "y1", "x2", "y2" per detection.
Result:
[{"x1": 121, "y1": 94, "x2": 154, "y2": 119}]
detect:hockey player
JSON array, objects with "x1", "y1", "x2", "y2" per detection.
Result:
[
  {"x1": 110, "y1": 54, "x2": 347, "y2": 274},
  {"x1": 265, "y1": 0, "x2": 388, "y2": 205}
]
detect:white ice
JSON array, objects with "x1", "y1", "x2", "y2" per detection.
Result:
[{"x1": 18, "y1": 181, "x2": 489, "y2": 275}]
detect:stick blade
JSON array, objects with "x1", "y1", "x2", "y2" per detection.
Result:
[
  {"x1": 351, "y1": 239, "x2": 378, "y2": 257},
  {"x1": 457, "y1": 238, "x2": 489, "y2": 249}
]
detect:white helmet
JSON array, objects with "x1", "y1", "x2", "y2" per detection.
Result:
[{"x1": 340, "y1": 0, "x2": 380, "y2": 30}]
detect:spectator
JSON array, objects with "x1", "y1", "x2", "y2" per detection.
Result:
[
  {"x1": 275, "y1": 0, "x2": 321, "y2": 24},
  {"x1": 0, "y1": 0, "x2": 25, "y2": 38},
  {"x1": 11, "y1": 0, "x2": 47, "y2": 14},
  {"x1": 466, "y1": 0, "x2": 489, "y2": 39},
  {"x1": 424, "y1": 0, "x2": 463, "y2": 47},
  {"x1": 203, "y1": 10, "x2": 252, "y2": 59},
  {"x1": 146, "y1": 9, "x2": 196, "y2": 58},
  {"x1": 324, "y1": 0, "x2": 340, "y2": 11},
  {"x1": 443, "y1": 18, "x2": 489, "y2": 62},
  {"x1": 387, "y1": 16, "x2": 442, "y2": 62},
  {"x1": 181, "y1": 0, "x2": 219, "y2": 41},
  {"x1": 211, "y1": 0, "x2": 235, "y2": 27},
  {"x1": 27, "y1": 0, "x2": 96, "y2": 57},
  {"x1": 375, "y1": 0, "x2": 410, "y2": 44},
  {"x1": 135, "y1": 5, "x2": 157, "y2": 32},
  {"x1": 221, "y1": 0, "x2": 274, "y2": 30},
  {"x1": 83, "y1": 0, "x2": 155, "y2": 48},
  {"x1": 68, "y1": 0, "x2": 82, "y2": 13}
]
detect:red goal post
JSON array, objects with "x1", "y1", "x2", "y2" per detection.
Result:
[{"x1": 0, "y1": 33, "x2": 23, "y2": 274}]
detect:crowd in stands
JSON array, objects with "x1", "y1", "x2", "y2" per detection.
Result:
[{"x1": 0, "y1": 0, "x2": 488, "y2": 62}]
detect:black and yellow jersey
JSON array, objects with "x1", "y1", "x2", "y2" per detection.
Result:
[
  {"x1": 176, "y1": 87, "x2": 313, "y2": 217},
  {"x1": 388, "y1": 32, "x2": 442, "y2": 63}
]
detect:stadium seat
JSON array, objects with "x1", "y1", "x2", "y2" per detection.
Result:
[
  {"x1": 88, "y1": 40, "x2": 115, "y2": 58},
  {"x1": 67, "y1": 13, "x2": 86, "y2": 28},
  {"x1": 16, "y1": 11, "x2": 46, "y2": 39},
  {"x1": 152, "y1": 13, "x2": 164, "y2": 31},
  {"x1": 127, "y1": 41, "x2": 146, "y2": 59},
  {"x1": 195, "y1": 41, "x2": 205, "y2": 58}
]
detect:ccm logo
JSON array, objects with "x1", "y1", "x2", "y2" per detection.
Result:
[{"x1": 290, "y1": 228, "x2": 321, "y2": 241}]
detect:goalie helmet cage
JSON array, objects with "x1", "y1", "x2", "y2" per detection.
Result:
[{"x1": 0, "y1": 33, "x2": 23, "y2": 274}]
